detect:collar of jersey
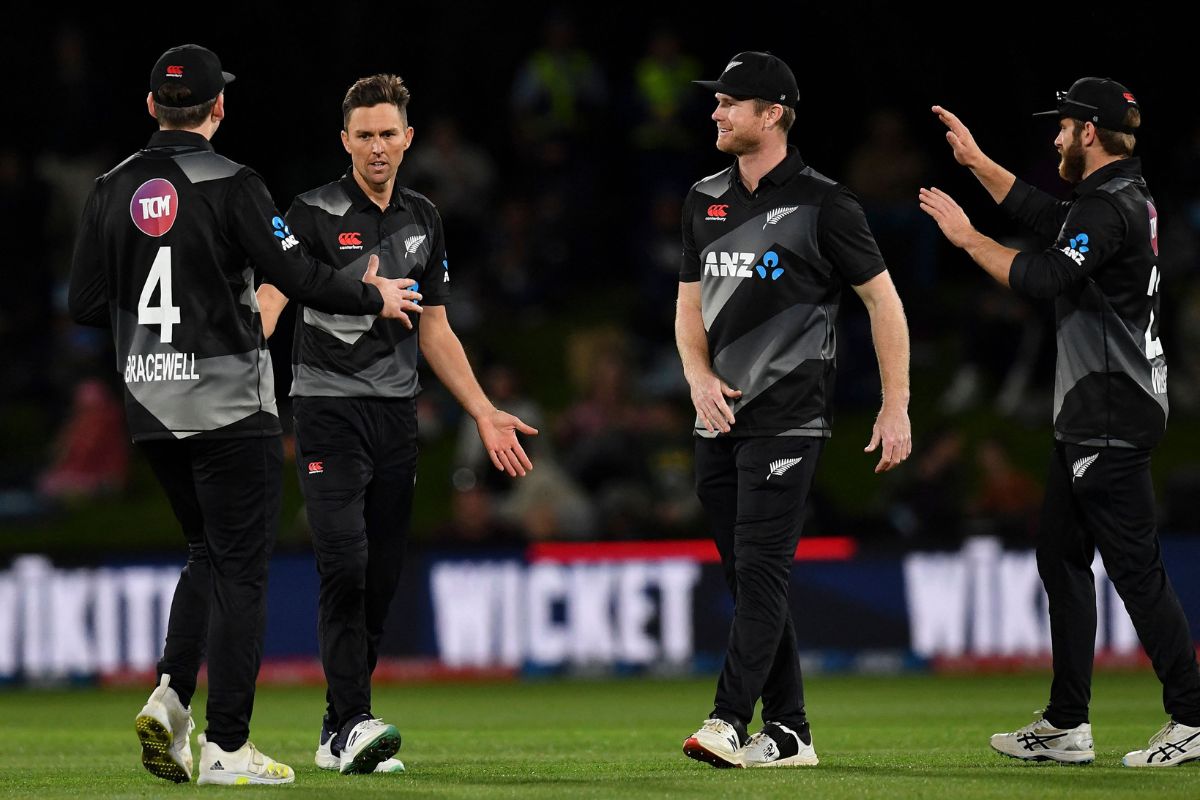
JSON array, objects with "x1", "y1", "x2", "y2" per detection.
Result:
[
  {"x1": 730, "y1": 145, "x2": 805, "y2": 203},
  {"x1": 145, "y1": 129, "x2": 214, "y2": 153},
  {"x1": 1073, "y1": 156, "x2": 1143, "y2": 198},
  {"x1": 339, "y1": 170, "x2": 408, "y2": 213}
]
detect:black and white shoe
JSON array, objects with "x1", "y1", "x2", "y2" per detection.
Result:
[
  {"x1": 338, "y1": 716, "x2": 402, "y2": 775},
  {"x1": 990, "y1": 717, "x2": 1094, "y2": 764},
  {"x1": 683, "y1": 719, "x2": 744, "y2": 768},
  {"x1": 741, "y1": 721, "x2": 819, "y2": 767},
  {"x1": 1123, "y1": 720, "x2": 1200, "y2": 767}
]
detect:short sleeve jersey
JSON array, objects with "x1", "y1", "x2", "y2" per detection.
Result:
[
  {"x1": 680, "y1": 146, "x2": 886, "y2": 438},
  {"x1": 286, "y1": 172, "x2": 451, "y2": 399}
]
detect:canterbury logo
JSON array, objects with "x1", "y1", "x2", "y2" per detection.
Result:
[
  {"x1": 166, "y1": 65, "x2": 184, "y2": 77},
  {"x1": 764, "y1": 206, "x2": 799, "y2": 229},
  {"x1": 767, "y1": 457, "x2": 803, "y2": 480},
  {"x1": 404, "y1": 235, "x2": 426, "y2": 256},
  {"x1": 1071, "y1": 453, "x2": 1099, "y2": 481},
  {"x1": 308, "y1": 461, "x2": 324, "y2": 475},
  {"x1": 338, "y1": 232, "x2": 362, "y2": 246},
  {"x1": 707, "y1": 204, "x2": 728, "y2": 218}
]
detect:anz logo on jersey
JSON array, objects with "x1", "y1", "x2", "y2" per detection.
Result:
[
  {"x1": 272, "y1": 216, "x2": 300, "y2": 251},
  {"x1": 703, "y1": 250, "x2": 785, "y2": 280}
]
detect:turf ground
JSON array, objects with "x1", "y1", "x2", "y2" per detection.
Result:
[{"x1": 2, "y1": 671, "x2": 1199, "y2": 798}]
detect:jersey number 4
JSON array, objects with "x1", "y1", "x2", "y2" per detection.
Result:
[
  {"x1": 1145, "y1": 265, "x2": 1163, "y2": 360},
  {"x1": 138, "y1": 247, "x2": 182, "y2": 344}
]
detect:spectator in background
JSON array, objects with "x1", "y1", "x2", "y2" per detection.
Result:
[
  {"x1": 846, "y1": 110, "x2": 936, "y2": 289},
  {"x1": 510, "y1": 11, "x2": 608, "y2": 161},
  {"x1": 433, "y1": 484, "x2": 525, "y2": 547},
  {"x1": 967, "y1": 437, "x2": 1042, "y2": 543},
  {"x1": 630, "y1": 30, "x2": 703, "y2": 192},
  {"x1": 402, "y1": 115, "x2": 496, "y2": 266},
  {"x1": 38, "y1": 378, "x2": 128, "y2": 500},
  {"x1": 888, "y1": 426, "x2": 966, "y2": 545}
]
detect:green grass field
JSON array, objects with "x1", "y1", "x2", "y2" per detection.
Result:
[{"x1": 2, "y1": 671, "x2": 1199, "y2": 798}]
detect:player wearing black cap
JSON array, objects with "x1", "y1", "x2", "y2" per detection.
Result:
[
  {"x1": 255, "y1": 74, "x2": 538, "y2": 776},
  {"x1": 921, "y1": 78, "x2": 1200, "y2": 767},
  {"x1": 678, "y1": 51, "x2": 911, "y2": 768},
  {"x1": 67, "y1": 44, "x2": 420, "y2": 786}
]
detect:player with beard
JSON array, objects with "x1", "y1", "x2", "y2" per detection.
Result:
[
  {"x1": 677, "y1": 51, "x2": 911, "y2": 768},
  {"x1": 921, "y1": 78, "x2": 1200, "y2": 767}
]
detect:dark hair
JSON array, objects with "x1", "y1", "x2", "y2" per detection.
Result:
[
  {"x1": 1096, "y1": 107, "x2": 1139, "y2": 157},
  {"x1": 154, "y1": 83, "x2": 217, "y2": 129},
  {"x1": 342, "y1": 74, "x2": 411, "y2": 129},
  {"x1": 752, "y1": 98, "x2": 795, "y2": 134}
]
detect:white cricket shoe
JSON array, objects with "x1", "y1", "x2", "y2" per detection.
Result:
[
  {"x1": 741, "y1": 721, "x2": 819, "y2": 767},
  {"x1": 1123, "y1": 720, "x2": 1200, "y2": 767},
  {"x1": 195, "y1": 733, "x2": 295, "y2": 785},
  {"x1": 990, "y1": 717, "x2": 1094, "y2": 764},
  {"x1": 683, "y1": 718, "x2": 743, "y2": 768},
  {"x1": 316, "y1": 724, "x2": 405, "y2": 773},
  {"x1": 338, "y1": 717, "x2": 402, "y2": 775},
  {"x1": 134, "y1": 674, "x2": 195, "y2": 783}
]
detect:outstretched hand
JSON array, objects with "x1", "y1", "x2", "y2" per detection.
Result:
[
  {"x1": 932, "y1": 105, "x2": 985, "y2": 169},
  {"x1": 363, "y1": 254, "x2": 423, "y2": 329},
  {"x1": 478, "y1": 409, "x2": 539, "y2": 477},
  {"x1": 919, "y1": 187, "x2": 977, "y2": 249}
]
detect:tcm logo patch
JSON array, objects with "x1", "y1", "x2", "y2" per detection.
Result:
[
  {"x1": 338, "y1": 232, "x2": 363, "y2": 250},
  {"x1": 1060, "y1": 233, "x2": 1089, "y2": 266},
  {"x1": 307, "y1": 461, "x2": 324, "y2": 475},
  {"x1": 166, "y1": 65, "x2": 184, "y2": 77},
  {"x1": 129, "y1": 178, "x2": 179, "y2": 237},
  {"x1": 705, "y1": 204, "x2": 729, "y2": 222},
  {"x1": 703, "y1": 250, "x2": 784, "y2": 280},
  {"x1": 272, "y1": 217, "x2": 299, "y2": 251}
]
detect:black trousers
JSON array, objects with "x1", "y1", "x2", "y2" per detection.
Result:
[
  {"x1": 140, "y1": 435, "x2": 283, "y2": 751},
  {"x1": 1039, "y1": 442, "x2": 1200, "y2": 728},
  {"x1": 293, "y1": 396, "x2": 417, "y2": 733},
  {"x1": 695, "y1": 435, "x2": 823, "y2": 735}
]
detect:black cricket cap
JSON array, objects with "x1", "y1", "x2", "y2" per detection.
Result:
[
  {"x1": 150, "y1": 44, "x2": 235, "y2": 108},
  {"x1": 1033, "y1": 77, "x2": 1140, "y2": 134},
  {"x1": 694, "y1": 51, "x2": 798, "y2": 108}
]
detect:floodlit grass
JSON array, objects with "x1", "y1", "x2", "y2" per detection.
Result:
[{"x1": 2, "y1": 671, "x2": 1199, "y2": 798}]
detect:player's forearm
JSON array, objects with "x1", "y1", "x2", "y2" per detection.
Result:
[
  {"x1": 420, "y1": 324, "x2": 493, "y2": 420},
  {"x1": 675, "y1": 299, "x2": 715, "y2": 386},
  {"x1": 864, "y1": 290, "x2": 911, "y2": 410},
  {"x1": 962, "y1": 230, "x2": 1020, "y2": 288},
  {"x1": 968, "y1": 156, "x2": 1017, "y2": 205},
  {"x1": 255, "y1": 284, "x2": 288, "y2": 339}
]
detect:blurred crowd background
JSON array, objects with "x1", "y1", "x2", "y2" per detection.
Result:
[{"x1": 3, "y1": 4, "x2": 1200, "y2": 558}]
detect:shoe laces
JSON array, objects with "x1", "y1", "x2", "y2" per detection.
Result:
[
  {"x1": 1014, "y1": 716, "x2": 1052, "y2": 735},
  {"x1": 1148, "y1": 721, "x2": 1178, "y2": 747},
  {"x1": 700, "y1": 719, "x2": 732, "y2": 735}
]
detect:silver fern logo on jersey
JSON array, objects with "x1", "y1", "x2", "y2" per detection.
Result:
[
  {"x1": 1072, "y1": 453, "x2": 1099, "y2": 481},
  {"x1": 404, "y1": 235, "x2": 427, "y2": 257},
  {"x1": 763, "y1": 206, "x2": 799, "y2": 230},
  {"x1": 767, "y1": 457, "x2": 803, "y2": 480}
]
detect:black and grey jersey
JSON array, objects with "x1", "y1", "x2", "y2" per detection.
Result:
[
  {"x1": 67, "y1": 131, "x2": 384, "y2": 442},
  {"x1": 680, "y1": 146, "x2": 887, "y2": 438},
  {"x1": 286, "y1": 173, "x2": 450, "y2": 399},
  {"x1": 1005, "y1": 158, "x2": 1166, "y2": 448}
]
